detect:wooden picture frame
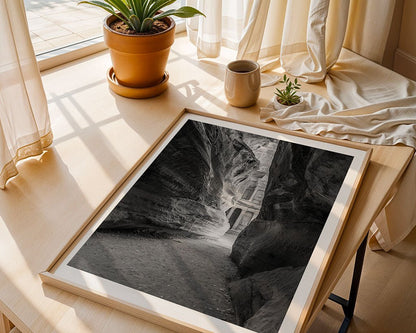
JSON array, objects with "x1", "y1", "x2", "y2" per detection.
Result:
[{"x1": 41, "y1": 109, "x2": 371, "y2": 333}]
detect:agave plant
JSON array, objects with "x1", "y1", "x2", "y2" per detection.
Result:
[
  {"x1": 79, "y1": 0, "x2": 205, "y2": 33},
  {"x1": 274, "y1": 74, "x2": 302, "y2": 106}
]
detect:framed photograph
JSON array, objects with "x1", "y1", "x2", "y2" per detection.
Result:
[{"x1": 41, "y1": 110, "x2": 371, "y2": 333}]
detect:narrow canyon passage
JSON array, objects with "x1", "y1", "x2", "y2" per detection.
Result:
[{"x1": 70, "y1": 229, "x2": 241, "y2": 324}]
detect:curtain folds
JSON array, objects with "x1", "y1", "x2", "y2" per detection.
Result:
[
  {"x1": 0, "y1": 0, "x2": 52, "y2": 189},
  {"x1": 186, "y1": 0, "x2": 394, "y2": 81}
]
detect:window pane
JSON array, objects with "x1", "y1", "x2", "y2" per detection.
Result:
[
  {"x1": 24, "y1": 0, "x2": 185, "y2": 56},
  {"x1": 24, "y1": 0, "x2": 105, "y2": 55}
]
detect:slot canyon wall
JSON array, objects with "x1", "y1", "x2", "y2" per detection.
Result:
[
  {"x1": 100, "y1": 120, "x2": 266, "y2": 238},
  {"x1": 229, "y1": 142, "x2": 353, "y2": 332}
]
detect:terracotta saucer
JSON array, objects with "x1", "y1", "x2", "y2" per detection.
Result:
[{"x1": 106, "y1": 67, "x2": 169, "y2": 99}]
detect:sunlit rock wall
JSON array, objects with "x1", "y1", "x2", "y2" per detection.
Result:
[
  {"x1": 229, "y1": 266, "x2": 305, "y2": 332},
  {"x1": 231, "y1": 141, "x2": 353, "y2": 274},
  {"x1": 100, "y1": 120, "x2": 262, "y2": 238},
  {"x1": 229, "y1": 141, "x2": 353, "y2": 330}
]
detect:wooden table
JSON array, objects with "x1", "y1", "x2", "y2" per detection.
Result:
[{"x1": 0, "y1": 35, "x2": 413, "y2": 333}]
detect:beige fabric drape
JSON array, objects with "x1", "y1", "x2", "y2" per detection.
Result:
[
  {"x1": 261, "y1": 48, "x2": 416, "y2": 252},
  {"x1": 188, "y1": 0, "x2": 415, "y2": 251},
  {"x1": 0, "y1": 0, "x2": 52, "y2": 189}
]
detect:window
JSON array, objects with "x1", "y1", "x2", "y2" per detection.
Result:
[
  {"x1": 228, "y1": 208, "x2": 242, "y2": 228},
  {"x1": 241, "y1": 184, "x2": 256, "y2": 200},
  {"x1": 25, "y1": 0, "x2": 106, "y2": 55},
  {"x1": 24, "y1": 0, "x2": 186, "y2": 68}
]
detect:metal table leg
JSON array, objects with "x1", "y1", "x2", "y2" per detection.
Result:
[{"x1": 328, "y1": 233, "x2": 368, "y2": 333}]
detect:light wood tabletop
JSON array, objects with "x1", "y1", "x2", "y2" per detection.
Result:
[{"x1": 0, "y1": 34, "x2": 413, "y2": 333}]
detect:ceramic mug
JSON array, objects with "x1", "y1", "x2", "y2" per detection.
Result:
[{"x1": 224, "y1": 60, "x2": 261, "y2": 108}]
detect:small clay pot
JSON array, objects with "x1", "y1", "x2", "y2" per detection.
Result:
[
  {"x1": 103, "y1": 15, "x2": 175, "y2": 89},
  {"x1": 273, "y1": 96, "x2": 305, "y2": 112}
]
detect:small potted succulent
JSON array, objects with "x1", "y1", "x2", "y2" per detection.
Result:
[
  {"x1": 79, "y1": 0, "x2": 204, "y2": 98},
  {"x1": 273, "y1": 74, "x2": 305, "y2": 111}
]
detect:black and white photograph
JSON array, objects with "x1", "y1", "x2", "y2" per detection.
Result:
[{"x1": 62, "y1": 114, "x2": 355, "y2": 333}]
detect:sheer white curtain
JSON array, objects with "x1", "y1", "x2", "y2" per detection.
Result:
[
  {"x1": 186, "y1": 0, "x2": 395, "y2": 81},
  {"x1": 187, "y1": 0, "x2": 416, "y2": 253},
  {"x1": 0, "y1": 0, "x2": 52, "y2": 189}
]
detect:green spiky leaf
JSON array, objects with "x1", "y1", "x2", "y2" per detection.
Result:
[
  {"x1": 141, "y1": 17, "x2": 154, "y2": 32},
  {"x1": 129, "y1": 14, "x2": 141, "y2": 31},
  {"x1": 78, "y1": 1, "x2": 128, "y2": 26},
  {"x1": 154, "y1": 6, "x2": 206, "y2": 20},
  {"x1": 148, "y1": 0, "x2": 177, "y2": 17},
  {"x1": 105, "y1": 0, "x2": 131, "y2": 19},
  {"x1": 79, "y1": 0, "x2": 205, "y2": 33},
  {"x1": 274, "y1": 74, "x2": 302, "y2": 106}
]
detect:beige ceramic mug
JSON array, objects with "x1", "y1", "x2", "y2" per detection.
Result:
[{"x1": 224, "y1": 60, "x2": 261, "y2": 108}]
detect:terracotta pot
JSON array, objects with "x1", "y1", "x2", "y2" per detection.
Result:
[{"x1": 103, "y1": 15, "x2": 176, "y2": 88}]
